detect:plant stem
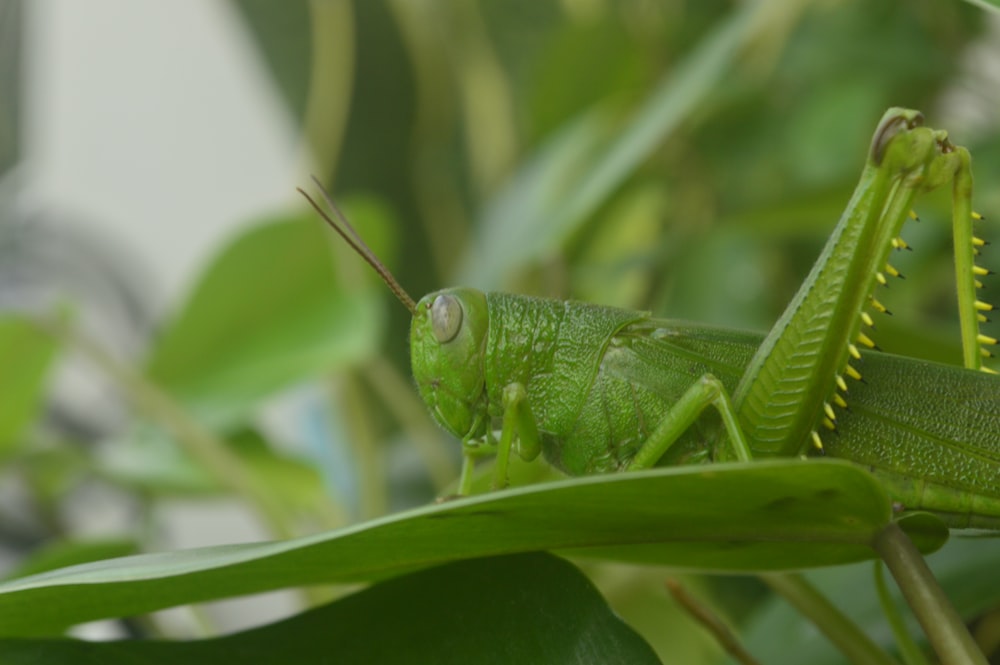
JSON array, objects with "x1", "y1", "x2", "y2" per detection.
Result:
[
  {"x1": 873, "y1": 523, "x2": 988, "y2": 665},
  {"x1": 665, "y1": 578, "x2": 761, "y2": 665},
  {"x1": 874, "y1": 561, "x2": 930, "y2": 665},
  {"x1": 759, "y1": 573, "x2": 900, "y2": 665}
]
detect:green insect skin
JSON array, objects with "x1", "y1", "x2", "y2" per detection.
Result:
[
  {"x1": 411, "y1": 291, "x2": 1000, "y2": 529},
  {"x1": 405, "y1": 108, "x2": 1000, "y2": 530},
  {"x1": 412, "y1": 290, "x2": 650, "y2": 475}
]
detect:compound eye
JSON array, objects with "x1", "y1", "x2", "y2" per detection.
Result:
[{"x1": 431, "y1": 294, "x2": 463, "y2": 343}]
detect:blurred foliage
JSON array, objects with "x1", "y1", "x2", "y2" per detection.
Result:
[{"x1": 2, "y1": 0, "x2": 1000, "y2": 662}]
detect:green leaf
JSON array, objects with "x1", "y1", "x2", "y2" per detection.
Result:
[
  {"x1": 0, "y1": 553, "x2": 662, "y2": 664},
  {"x1": 2, "y1": 539, "x2": 138, "y2": 583},
  {"x1": 0, "y1": 316, "x2": 58, "y2": 454},
  {"x1": 144, "y1": 214, "x2": 384, "y2": 426},
  {"x1": 0, "y1": 460, "x2": 947, "y2": 636}
]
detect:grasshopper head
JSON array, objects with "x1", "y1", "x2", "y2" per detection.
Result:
[{"x1": 411, "y1": 287, "x2": 490, "y2": 441}]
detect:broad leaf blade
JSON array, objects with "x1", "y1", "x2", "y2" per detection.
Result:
[
  {"x1": 0, "y1": 460, "x2": 943, "y2": 636},
  {"x1": 1, "y1": 539, "x2": 138, "y2": 583},
  {"x1": 0, "y1": 553, "x2": 662, "y2": 665},
  {"x1": 144, "y1": 214, "x2": 383, "y2": 426}
]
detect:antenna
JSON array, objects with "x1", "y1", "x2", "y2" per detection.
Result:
[{"x1": 298, "y1": 176, "x2": 418, "y2": 315}]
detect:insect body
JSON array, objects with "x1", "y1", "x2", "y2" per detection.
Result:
[
  {"x1": 412, "y1": 289, "x2": 668, "y2": 475},
  {"x1": 300, "y1": 107, "x2": 1000, "y2": 528}
]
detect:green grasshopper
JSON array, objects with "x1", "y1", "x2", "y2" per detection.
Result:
[{"x1": 300, "y1": 107, "x2": 1000, "y2": 530}]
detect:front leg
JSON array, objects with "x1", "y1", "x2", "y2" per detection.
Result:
[
  {"x1": 627, "y1": 374, "x2": 753, "y2": 471},
  {"x1": 455, "y1": 383, "x2": 543, "y2": 495},
  {"x1": 492, "y1": 383, "x2": 542, "y2": 490}
]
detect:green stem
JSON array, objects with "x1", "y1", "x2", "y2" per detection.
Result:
[
  {"x1": 34, "y1": 316, "x2": 297, "y2": 540},
  {"x1": 873, "y1": 523, "x2": 988, "y2": 665},
  {"x1": 759, "y1": 573, "x2": 900, "y2": 665},
  {"x1": 665, "y1": 578, "x2": 761, "y2": 665},
  {"x1": 874, "y1": 561, "x2": 930, "y2": 665}
]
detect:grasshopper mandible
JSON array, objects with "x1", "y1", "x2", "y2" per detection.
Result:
[{"x1": 300, "y1": 108, "x2": 1000, "y2": 529}]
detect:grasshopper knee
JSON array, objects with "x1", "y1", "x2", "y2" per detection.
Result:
[
  {"x1": 502, "y1": 383, "x2": 528, "y2": 407},
  {"x1": 698, "y1": 374, "x2": 726, "y2": 400}
]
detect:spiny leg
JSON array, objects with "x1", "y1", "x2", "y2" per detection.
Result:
[
  {"x1": 731, "y1": 109, "x2": 994, "y2": 458},
  {"x1": 947, "y1": 148, "x2": 996, "y2": 371},
  {"x1": 845, "y1": 140, "x2": 994, "y2": 375},
  {"x1": 627, "y1": 374, "x2": 752, "y2": 471},
  {"x1": 819, "y1": 122, "x2": 995, "y2": 453},
  {"x1": 822, "y1": 135, "x2": 996, "y2": 450}
]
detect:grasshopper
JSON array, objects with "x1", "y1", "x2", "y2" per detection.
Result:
[{"x1": 300, "y1": 107, "x2": 1000, "y2": 529}]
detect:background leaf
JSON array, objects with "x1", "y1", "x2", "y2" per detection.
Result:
[{"x1": 144, "y1": 213, "x2": 386, "y2": 426}]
